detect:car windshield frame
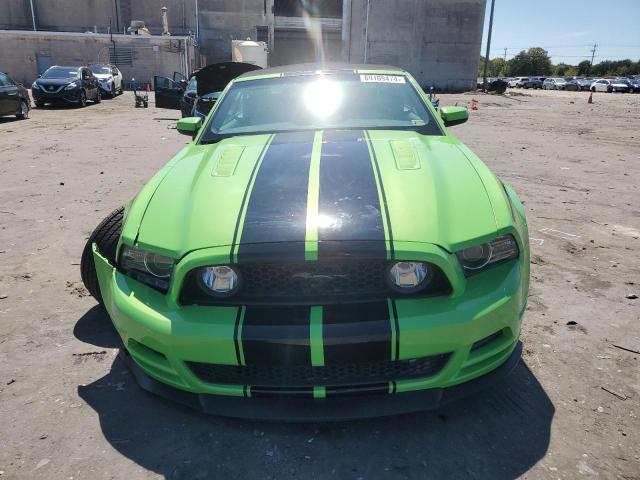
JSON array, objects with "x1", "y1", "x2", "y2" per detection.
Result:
[
  {"x1": 198, "y1": 72, "x2": 443, "y2": 144},
  {"x1": 89, "y1": 65, "x2": 111, "y2": 75},
  {"x1": 41, "y1": 67, "x2": 80, "y2": 79}
]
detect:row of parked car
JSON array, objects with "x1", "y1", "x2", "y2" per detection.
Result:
[
  {"x1": 0, "y1": 63, "x2": 125, "y2": 120},
  {"x1": 506, "y1": 75, "x2": 640, "y2": 93}
]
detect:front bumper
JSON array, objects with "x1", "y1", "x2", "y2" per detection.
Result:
[
  {"x1": 98, "y1": 81, "x2": 114, "y2": 93},
  {"x1": 33, "y1": 87, "x2": 82, "y2": 104},
  {"x1": 93, "y1": 241, "x2": 528, "y2": 419},
  {"x1": 121, "y1": 341, "x2": 522, "y2": 421}
]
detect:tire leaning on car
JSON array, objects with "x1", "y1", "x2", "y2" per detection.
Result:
[
  {"x1": 80, "y1": 207, "x2": 123, "y2": 304},
  {"x1": 78, "y1": 90, "x2": 87, "y2": 108}
]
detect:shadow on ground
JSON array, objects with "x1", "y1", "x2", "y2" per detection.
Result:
[{"x1": 76, "y1": 308, "x2": 554, "y2": 480}]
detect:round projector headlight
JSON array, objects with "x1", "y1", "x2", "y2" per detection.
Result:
[
  {"x1": 387, "y1": 261, "x2": 432, "y2": 294},
  {"x1": 199, "y1": 265, "x2": 241, "y2": 297},
  {"x1": 458, "y1": 243, "x2": 492, "y2": 270}
]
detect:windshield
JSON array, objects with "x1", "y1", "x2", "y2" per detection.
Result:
[
  {"x1": 200, "y1": 73, "x2": 441, "y2": 141},
  {"x1": 90, "y1": 65, "x2": 111, "y2": 75},
  {"x1": 42, "y1": 67, "x2": 79, "y2": 79}
]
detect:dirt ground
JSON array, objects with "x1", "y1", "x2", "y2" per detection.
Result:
[{"x1": 0, "y1": 88, "x2": 638, "y2": 480}]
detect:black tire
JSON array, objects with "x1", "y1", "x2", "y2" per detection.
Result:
[
  {"x1": 607, "y1": 86, "x2": 613, "y2": 93},
  {"x1": 77, "y1": 90, "x2": 87, "y2": 108},
  {"x1": 591, "y1": 86, "x2": 596, "y2": 92},
  {"x1": 94, "y1": 89, "x2": 101, "y2": 103},
  {"x1": 110, "y1": 83, "x2": 116, "y2": 98},
  {"x1": 16, "y1": 100, "x2": 29, "y2": 120},
  {"x1": 80, "y1": 207, "x2": 124, "y2": 303}
]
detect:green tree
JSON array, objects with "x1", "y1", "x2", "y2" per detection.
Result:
[
  {"x1": 528, "y1": 47, "x2": 553, "y2": 75},
  {"x1": 489, "y1": 57, "x2": 508, "y2": 77},
  {"x1": 577, "y1": 60, "x2": 591, "y2": 76}
]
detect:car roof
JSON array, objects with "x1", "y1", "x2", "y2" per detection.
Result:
[
  {"x1": 48, "y1": 65, "x2": 83, "y2": 70},
  {"x1": 236, "y1": 63, "x2": 406, "y2": 80}
]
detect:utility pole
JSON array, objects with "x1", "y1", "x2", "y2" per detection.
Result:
[
  {"x1": 588, "y1": 43, "x2": 597, "y2": 75},
  {"x1": 503, "y1": 47, "x2": 507, "y2": 62},
  {"x1": 482, "y1": 0, "x2": 496, "y2": 92},
  {"x1": 29, "y1": 0, "x2": 37, "y2": 31}
]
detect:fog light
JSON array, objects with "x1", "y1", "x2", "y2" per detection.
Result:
[
  {"x1": 387, "y1": 261, "x2": 432, "y2": 294},
  {"x1": 199, "y1": 265, "x2": 241, "y2": 297}
]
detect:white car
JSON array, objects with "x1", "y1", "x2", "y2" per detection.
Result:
[
  {"x1": 590, "y1": 78, "x2": 631, "y2": 93},
  {"x1": 88, "y1": 64, "x2": 123, "y2": 97},
  {"x1": 508, "y1": 76, "x2": 529, "y2": 88}
]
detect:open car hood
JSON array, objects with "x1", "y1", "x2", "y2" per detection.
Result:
[{"x1": 194, "y1": 62, "x2": 262, "y2": 97}]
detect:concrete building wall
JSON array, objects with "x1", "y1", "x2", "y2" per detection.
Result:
[
  {"x1": 0, "y1": 0, "x2": 33, "y2": 30},
  {"x1": 0, "y1": 30, "x2": 193, "y2": 86},
  {"x1": 349, "y1": 0, "x2": 486, "y2": 91},
  {"x1": 0, "y1": 0, "x2": 487, "y2": 92}
]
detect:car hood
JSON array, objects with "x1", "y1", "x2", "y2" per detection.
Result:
[
  {"x1": 194, "y1": 62, "x2": 262, "y2": 97},
  {"x1": 135, "y1": 130, "x2": 499, "y2": 258},
  {"x1": 35, "y1": 77, "x2": 78, "y2": 86}
]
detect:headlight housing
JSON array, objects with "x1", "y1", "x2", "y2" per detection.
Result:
[
  {"x1": 198, "y1": 265, "x2": 241, "y2": 298},
  {"x1": 456, "y1": 234, "x2": 519, "y2": 275},
  {"x1": 386, "y1": 261, "x2": 434, "y2": 294},
  {"x1": 120, "y1": 245, "x2": 175, "y2": 293},
  {"x1": 31, "y1": 82, "x2": 39, "y2": 90},
  {"x1": 65, "y1": 82, "x2": 79, "y2": 90}
]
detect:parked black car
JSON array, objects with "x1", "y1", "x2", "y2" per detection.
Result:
[
  {"x1": 32, "y1": 66, "x2": 101, "y2": 107},
  {"x1": 154, "y1": 62, "x2": 261, "y2": 117},
  {"x1": 0, "y1": 71, "x2": 30, "y2": 119},
  {"x1": 180, "y1": 76, "x2": 197, "y2": 117}
]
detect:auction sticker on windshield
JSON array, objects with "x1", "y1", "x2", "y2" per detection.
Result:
[{"x1": 360, "y1": 74, "x2": 406, "y2": 83}]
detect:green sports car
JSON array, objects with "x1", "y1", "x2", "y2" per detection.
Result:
[{"x1": 81, "y1": 64, "x2": 529, "y2": 420}]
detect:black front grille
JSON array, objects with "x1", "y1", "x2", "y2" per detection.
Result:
[
  {"x1": 188, "y1": 354, "x2": 451, "y2": 387},
  {"x1": 180, "y1": 260, "x2": 451, "y2": 306}
]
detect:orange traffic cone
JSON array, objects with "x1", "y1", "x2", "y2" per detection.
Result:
[
  {"x1": 588, "y1": 92, "x2": 593, "y2": 104},
  {"x1": 470, "y1": 98, "x2": 479, "y2": 111}
]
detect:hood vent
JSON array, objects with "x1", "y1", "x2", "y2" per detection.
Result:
[
  {"x1": 390, "y1": 140, "x2": 420, "y2": 170},
  {"x1": 212, "y1": 146, "x2": 245, "y2": 177}
]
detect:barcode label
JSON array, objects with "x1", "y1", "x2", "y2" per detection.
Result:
[{"x1": 360, "y1": 74, "x2": 406, "y2": 84}]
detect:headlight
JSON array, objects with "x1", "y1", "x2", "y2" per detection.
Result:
[
  {"x1": 64, "y1": 82, "x2": 78, "y2": 90},
  {"x1": 457, "y1": 235, "x2": 519, "y2": 275},
  {"x1": 31, "y1": 82, "x2": 39, "y2": 90},
  {"x1": 120, "y1": 245, "x2": 174, "y2": 292},
  {"x1": 198, "y1": 265, "x2": 241, "y2": 298},
  {"x1": 386, "y1": 261, "x2": 433, "y2": 294}
]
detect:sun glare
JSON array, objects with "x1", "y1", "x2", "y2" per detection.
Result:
[{"x1": 303, "y1": 78, "x2": 343, "y2": 118}]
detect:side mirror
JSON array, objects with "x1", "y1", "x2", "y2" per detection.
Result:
[
  {"x1": 440, "y1": 106, "x2": 469, "y2": 127},
  {"x1": 177, "y1": 117, "x2": 202, "y2": 138}
]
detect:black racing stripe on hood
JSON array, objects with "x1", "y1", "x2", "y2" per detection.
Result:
[
  {"x1": 237, "y1": 130, "x2": 315, "y2": 262},
  {"x1": 318, "y1": 129, "x2": 386, "y2": 258},
  {"x1": 322, "y1": 301, "x2": 392, "y2": 365},
  {"x1": 241, "y1": 306, "x2": 311, "y2": 367}
]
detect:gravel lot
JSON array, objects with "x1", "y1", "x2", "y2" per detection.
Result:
[{"x1": 0, "y1": 89, "x2": 638, "y2": 479}]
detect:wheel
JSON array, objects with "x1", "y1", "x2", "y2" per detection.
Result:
[
  {"x1": 591, "y1": 87, "x2": 596, "y2": 92},
  {"x1": 607, "y1": 86, "x2": 613, "y2": 93},
  {"x1": 94, "y1": 89, "x2": 101, "y2": 103},
  {"x1": 143, "y1": 100, "x2": 148, "y2": 108},
  {"x1": 77, "y1": 90, "x2": 87, "y2": 108},
  {"x1": 80, "y1": 207, "x2": 124, "y2": 304},
  {"x1": 16, "y1": 100, "x2": 29, "y2": 120}
]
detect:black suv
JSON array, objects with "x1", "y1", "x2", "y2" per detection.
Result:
[
  {"x1": 0, "y1": 71, "x2": 31, "y2": 119},
  {"x1": 32, "y1": 66, "x2": 101, "y2": 107}
]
